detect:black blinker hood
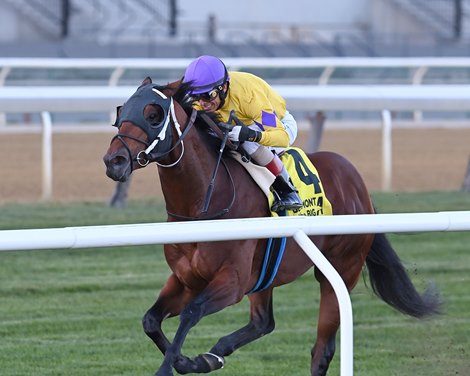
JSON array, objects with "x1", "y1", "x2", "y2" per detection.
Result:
[{"x1": 115, "y1": 83, "x2": 172, "y2": 142}]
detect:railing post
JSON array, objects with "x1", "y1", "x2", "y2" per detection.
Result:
[
  {"x1": 381, "y1": 109, "x2": 392, "y2": 192},
  {"x1": 41, "y1": 111, "x2": 53, "y2": 201},
  {"x1": 0, "y1": 66, "x2": 11, "y2": 126},
  {"x1": 411, "y1": 66, "x2": 428, "y2": 122},
  {"x1": 318, "y1": 66, "x2": 335, "y2": 85},
  {"x1": 293, "y1": 230, "x2": 353, "y2": 376}
]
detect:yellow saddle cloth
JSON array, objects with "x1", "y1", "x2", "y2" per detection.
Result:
[
  {"x1": 269, "y1": 148, "x2": 333, "y2": 217},
  {"x1": 231, "y1": 147, "x2": 333, "y2": 217}
]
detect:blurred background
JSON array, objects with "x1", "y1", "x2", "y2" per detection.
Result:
[
  {"x1": 1, "y1": 0, "x2": 469, "y2": 58},
  {"x1": 1, "y1": 0, "x2": 470, "y2": 202}
]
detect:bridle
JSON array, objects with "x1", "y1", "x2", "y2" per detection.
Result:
[
  {"x1": 111, "y1": 97, "x2": 197, "y2": 170},
  {"x1": 111, "y1": 87, "x2": 236, "y2": 220}
]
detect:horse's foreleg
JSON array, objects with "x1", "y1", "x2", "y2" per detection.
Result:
[
  {"x1": 160, "y1": 271, "x2": 244, "y2": 376},
  {"x1": 209, "y1": 289, "x2": 275, "y2": 357},
  {"x1": 143, "y1": 273, "x2": 194, "y2": 356}
]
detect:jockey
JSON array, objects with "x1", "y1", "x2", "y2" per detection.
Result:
[{"x1": 182, "y1": 55, "x2": 302, "y2": 213}]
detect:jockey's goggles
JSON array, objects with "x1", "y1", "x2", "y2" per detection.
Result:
[{"x1": 194, "y1": 88, "x2": 219, "y2": 102}]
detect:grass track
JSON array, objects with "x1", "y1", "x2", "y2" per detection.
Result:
[{"x1": 0, "y1": 192, "x2": 469, "y2": 375}]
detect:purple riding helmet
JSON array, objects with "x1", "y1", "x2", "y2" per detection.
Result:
[{"x1": 183, "y1": 55, "x2": 230, "y2": 95}]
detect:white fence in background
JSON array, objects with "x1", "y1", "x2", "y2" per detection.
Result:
[
  {"x1": 1, "y1": 57, "x2": 470, "y2": 198},
  {"x1": 3, "y1": 84, "x2": 470, "y2": 113},
  {"x1": 1, "y1": 212, "x2": 470, "y2": 376},
  {"x1": 1, "y1": 84, "x2": 470, "y2": 198},
  {"x1": 2, "y1": 57, "x2": 470, "y2": 85}
]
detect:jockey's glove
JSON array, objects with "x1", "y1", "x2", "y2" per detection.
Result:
[{"x1": 228, "y1": 125, "x2": 262, "y2": 143}]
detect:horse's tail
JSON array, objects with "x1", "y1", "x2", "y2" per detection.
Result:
[{"x1": 365, "y1": 233, "x2": 441, "y2": 318}]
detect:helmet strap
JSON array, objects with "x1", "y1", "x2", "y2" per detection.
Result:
[{"x1": 216, "y1": 82, "x2": 229, "y2": 110}]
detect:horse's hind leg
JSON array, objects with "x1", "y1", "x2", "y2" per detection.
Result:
[
  {"x1": 311, "y1": 240, "x2": 369, "y2": 376},
  {"x1": 311, "y1": 278, "x2": 340, "y2": 376},
  {"x1": 208, "y1": 288, "x2": 275, "y2": 357}
]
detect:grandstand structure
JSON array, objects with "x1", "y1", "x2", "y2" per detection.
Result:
[{"x1": 0, "y1": 0, "x2": 469, "y2": 58}]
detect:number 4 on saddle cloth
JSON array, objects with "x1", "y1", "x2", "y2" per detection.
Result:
[
  {"x1": 231, "y1": 147, "x2": 333, "y2": 293},
  {"x1": 271, "y1": 148, "x2": 332, "y2": 218}
]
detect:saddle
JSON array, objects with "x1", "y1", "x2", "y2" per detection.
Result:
[
  {"x1": 199, "y1": 111, "x2": 332, "y2": 217},
  {"x1": 232, "y1": 148, "x2": 333, "y2": 218}
]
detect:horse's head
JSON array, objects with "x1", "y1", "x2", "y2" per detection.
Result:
[{"x1": 103, "y1": 77, "x2": 184, "y2": 182}]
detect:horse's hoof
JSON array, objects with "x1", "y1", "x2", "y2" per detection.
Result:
[
  {"x1": 198, "y1": 352, "x2": 225, "y2": 372},
  {"x1": 173, "y1": 352, "x2": 224, "y2": 374}
]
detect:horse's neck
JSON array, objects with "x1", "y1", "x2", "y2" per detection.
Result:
[{"x1": 158, "y1": 126, "x2": 216, "y2": 217}]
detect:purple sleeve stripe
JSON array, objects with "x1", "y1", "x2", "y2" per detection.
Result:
[{"x1": 261, "y1": 111, "x2": 277, "y2": 127}]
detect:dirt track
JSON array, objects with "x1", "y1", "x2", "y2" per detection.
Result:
[{"x1": 1, "y1": 128, "x2": 469, "y2": 203}]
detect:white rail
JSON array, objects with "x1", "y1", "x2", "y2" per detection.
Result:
[
  {"x1": 2, "y1": 212, "x2": 469, "y2": 251},
  {"x1": 1, "y1": 57, "x2": 470, "y2": 198},
  {"x1": 2, "y1": 84, "x2": 470, "y2": 197},
  {"x1": 2, "y1": 57, "x2": 470, "y2": 85},
  {"x1": 2, "y1": 84, "x2": 470, "y2": 112},
  {"x1": 1, "y1": 212, "x2": 470, "y2": 376}
]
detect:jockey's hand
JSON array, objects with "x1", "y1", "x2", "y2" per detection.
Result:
[{"x1": 228, "y1": 126, "x2": 262, "y2": 143}]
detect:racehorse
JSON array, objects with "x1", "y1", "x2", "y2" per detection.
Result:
[{"x1": 103, "y1": 77, "x2": 440, "y2": 376}]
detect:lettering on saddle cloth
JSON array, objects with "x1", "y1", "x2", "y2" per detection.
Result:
[
  {"x1": 272, "y1": 148, "x2": 333, "y2": 217},
  {"x1": 234, "y1": 147, "x2": 333, "y2": 294},
  {"x1": 229, "y1": 147, "x2": 333, "y2": 218}
]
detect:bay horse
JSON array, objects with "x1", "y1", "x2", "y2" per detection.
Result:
[{"x1": 103, "y1": 78, "x2": 440, "y2": 376}]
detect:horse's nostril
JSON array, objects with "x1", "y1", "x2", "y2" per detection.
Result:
[
  {"x1": 104, "y1": 153, "x2": 127, "y2": 167},
  {"x1": 113, "y1": 155, "x2": 127, "y2": 166}
]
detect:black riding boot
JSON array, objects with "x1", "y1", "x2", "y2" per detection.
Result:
[{"x1": 270, "y1": 167, "x2": 303, "y2": 213}]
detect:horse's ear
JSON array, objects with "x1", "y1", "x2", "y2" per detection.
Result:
[
  {"x1": 165, "y1": 79, "x2": 183, "y2": 97},
  {"x1": 142, "y1": 76, "x2": 152, "y2": 86}
]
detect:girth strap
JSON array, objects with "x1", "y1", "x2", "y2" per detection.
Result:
[{"x1": 248, "y1": 210, "x2": 288, "y2": 294}]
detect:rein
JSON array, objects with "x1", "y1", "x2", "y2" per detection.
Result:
[
  {"x1": 111, "y1": 133, "x2": 148, "y2": 169},
  {"x1": 166, "y1": 157, "x2": 237, "y2": 221},
  {"x1": 166, "y1": 112, "x2": 237, "y2": 221}
]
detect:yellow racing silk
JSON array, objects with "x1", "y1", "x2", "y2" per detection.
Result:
[
  {"x1": 269, "y1": 148, "x2": 333, "y2": 217},
  {"x1": 194, "y1": 71, "x2": 290, "y2": 147}
]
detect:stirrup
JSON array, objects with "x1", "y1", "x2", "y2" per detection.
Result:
[{"x1": 271, "y1": 190, "x2": 303, "y2": 213}]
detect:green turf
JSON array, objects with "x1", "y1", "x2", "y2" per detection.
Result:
[{"x1": 0, "y1": 193, "x2": 469, "y2": 375}]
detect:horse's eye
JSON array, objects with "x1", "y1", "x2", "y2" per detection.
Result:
[
  {"x1": 145, "y1": 104, "x2": 164, "y2": 126},
  {"x1": 148, "y1": 113, "x2": 163, "y2": 125}
]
